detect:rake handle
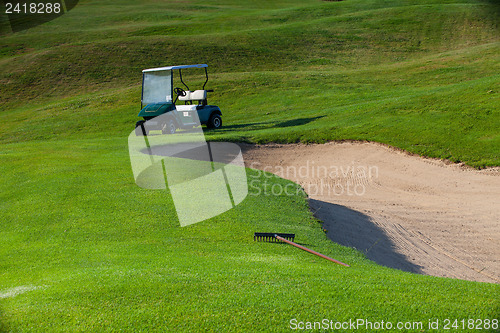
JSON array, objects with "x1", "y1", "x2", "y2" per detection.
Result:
[{"x1": 274, "y1": 235, "x2": 350, "y2": 267}]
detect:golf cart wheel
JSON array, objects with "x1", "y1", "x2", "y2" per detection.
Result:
[
  {"x1": 163, "y1": 119, "x2": 176, "y2": 135},
  {"x1": 207, "y1": 114, "x2": 222, "y2": 129},
  {"x1": 135, "y1": 120, "x2": 147, "y2": 136}
]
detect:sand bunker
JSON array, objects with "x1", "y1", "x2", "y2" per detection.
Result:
[{"x1": 241, "y1": 142, "x2": 499, "y2": 283}]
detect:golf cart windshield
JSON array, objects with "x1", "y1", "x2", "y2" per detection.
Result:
[
  {"x1": 141, "y1": 64, "x2": 208, "y2": 106},
  {"x1": 142, "y1": 70, "x2": 172, "y2": 105}
]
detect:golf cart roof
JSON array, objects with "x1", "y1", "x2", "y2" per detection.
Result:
[{"x1": 142, "y1": 64, "x2": 208, "y2": 73}]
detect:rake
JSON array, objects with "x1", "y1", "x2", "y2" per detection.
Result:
[
  {"x1": 254, "y1": 232, "x2": 296, "y2": 242},
  {"x1": 254, "y1": 232, "x2": 350, "y2": 267}
]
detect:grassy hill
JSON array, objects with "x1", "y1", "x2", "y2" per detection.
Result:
[
  {"x1": 1, "y1": 0, "x2": 499, "y2": 166},
  {"x1": 0, "y1": 0, "x2": 499, "y2": 331}
]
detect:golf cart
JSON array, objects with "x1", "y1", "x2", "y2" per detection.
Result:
[{"x1": 135, "y1": 64, "x2": 222, "y2": 136}]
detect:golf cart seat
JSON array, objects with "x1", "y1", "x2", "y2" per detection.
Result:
[
  {"x1": 178, "y1": 90, "x2": 207, "y2": 102},
  {"x1": 176, "y1": 104, "x2": 198, "y2": 112}
]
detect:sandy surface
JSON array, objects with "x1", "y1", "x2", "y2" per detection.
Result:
[{"x1": 241, "y1": 142, "x2": 500, "y2": 283}]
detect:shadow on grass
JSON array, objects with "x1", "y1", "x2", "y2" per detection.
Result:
[
  {"x1": 142, "y1": 142, "x2": 242, "y2": 167},
  {"x1": 483, "y1": 0, "x2": 500, "y2": 16},
  {"x1": 211, "y1": 116, "x2": 325, "y2": 132},
  {"x1": 217, "y1": 121, "x2": 270, "y2": 130},
  {"x1": 274, "y1": 116, "x2": 325, "y2": 128},
  {"x1": 309, "y1": 199, "x2": 423, "y2": 274}
]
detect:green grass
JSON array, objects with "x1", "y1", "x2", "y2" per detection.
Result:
[
  {"x1": 0, "y1": 139, "x2": 499, "y2": 332},
  {"x1": 1, "y1": 0, "x2": 499, "y2": 331}
]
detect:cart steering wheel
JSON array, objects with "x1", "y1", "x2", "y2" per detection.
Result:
[{"x1": 174, "y1": 87, "x2": 187, "y2": 97}]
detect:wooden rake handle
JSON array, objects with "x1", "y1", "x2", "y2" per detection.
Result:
[{"x1": 274, "y1": 235, "x2": 350, "y2": 267}]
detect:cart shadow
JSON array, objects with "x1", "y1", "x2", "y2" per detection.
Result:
[
  {"x1": 213, "y1": 116, "x2": 325, "y2": 132},
  {"x1": 274, "y1": 115, "x2": 325, "y2": 128},
  {"x1": 309, "y1": 198, "x2": 423, "y2": 274},
  {"x1": 216, "y1": 122, "x2": 269, "y2": 130}
]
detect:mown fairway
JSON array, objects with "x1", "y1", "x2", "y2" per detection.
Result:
[{"x1": 0, "y1": 0, "x2": 499, "y2": 331}]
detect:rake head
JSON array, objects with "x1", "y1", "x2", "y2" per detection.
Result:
[{"x1": 254, "y1": 232, "x2": 295, "y2": 242}]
